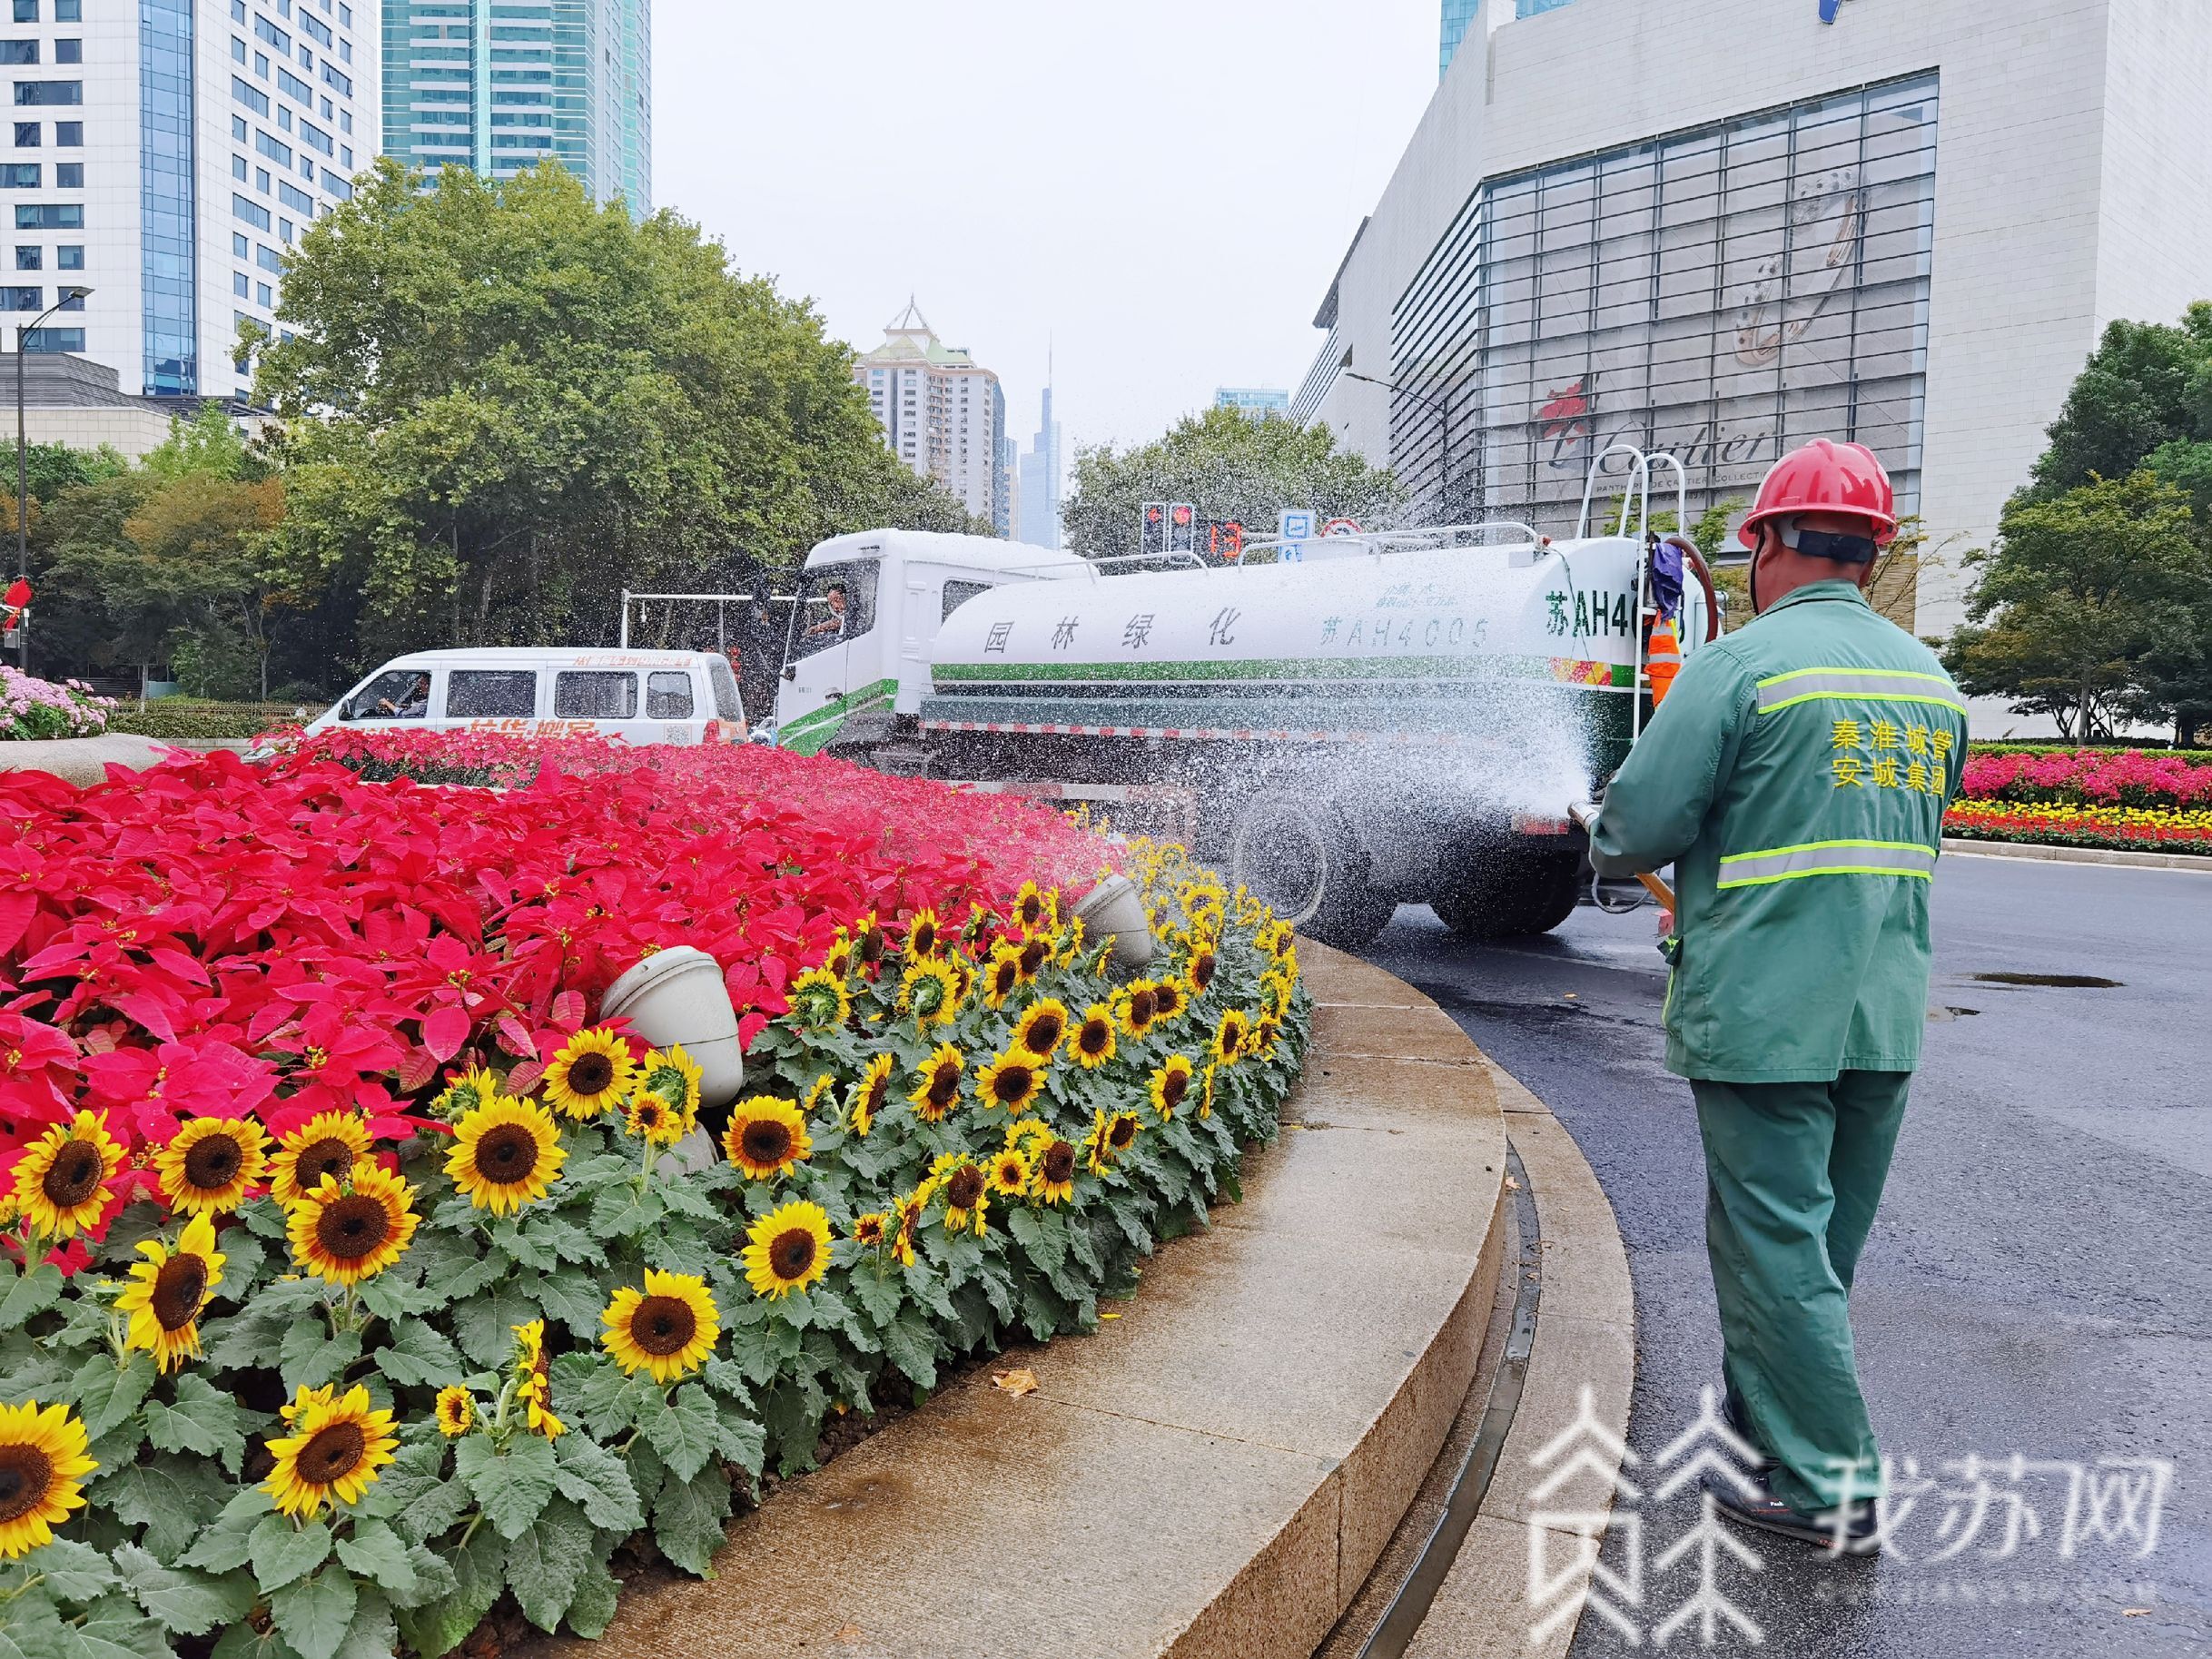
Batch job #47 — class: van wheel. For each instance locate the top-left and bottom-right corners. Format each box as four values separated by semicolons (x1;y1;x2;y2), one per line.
1228;789;1397;951
1434;850;1583;941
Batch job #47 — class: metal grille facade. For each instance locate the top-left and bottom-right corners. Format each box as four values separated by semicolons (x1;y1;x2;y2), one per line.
1389;73;1938;533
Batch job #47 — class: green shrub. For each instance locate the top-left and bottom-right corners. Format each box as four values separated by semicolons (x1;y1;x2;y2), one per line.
105;701;324;741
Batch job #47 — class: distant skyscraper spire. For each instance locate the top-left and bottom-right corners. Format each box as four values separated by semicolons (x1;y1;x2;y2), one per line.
1018;341;1063;548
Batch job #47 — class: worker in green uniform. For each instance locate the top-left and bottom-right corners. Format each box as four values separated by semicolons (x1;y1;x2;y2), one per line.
1586;439;1969;1548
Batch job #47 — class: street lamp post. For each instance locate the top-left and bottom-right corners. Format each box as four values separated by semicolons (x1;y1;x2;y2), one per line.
1344;370;1456;522
15;284;91;668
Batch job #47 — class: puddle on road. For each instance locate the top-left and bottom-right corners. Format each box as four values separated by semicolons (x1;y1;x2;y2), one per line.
1968;972;2125;989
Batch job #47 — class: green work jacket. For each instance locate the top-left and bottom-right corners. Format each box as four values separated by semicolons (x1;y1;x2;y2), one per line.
1589;580;1969;1083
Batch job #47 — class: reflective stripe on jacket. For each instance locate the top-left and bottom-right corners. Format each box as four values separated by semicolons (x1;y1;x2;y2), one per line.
1590;580;1969;1082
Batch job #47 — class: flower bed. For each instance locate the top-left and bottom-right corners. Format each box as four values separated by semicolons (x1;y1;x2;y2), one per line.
1943;797;2212;853
0;666;114;740
0;737;1310;1658
1957;747;2212;812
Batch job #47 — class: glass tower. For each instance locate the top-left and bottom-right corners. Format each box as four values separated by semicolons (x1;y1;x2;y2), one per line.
1439;0;1480;77
381;0;649;212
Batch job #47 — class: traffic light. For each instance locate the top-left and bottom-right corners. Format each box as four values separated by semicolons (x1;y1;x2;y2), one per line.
1141;501;1167;556
1168;501;1196;554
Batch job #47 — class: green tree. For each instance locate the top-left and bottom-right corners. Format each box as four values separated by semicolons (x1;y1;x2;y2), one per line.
1942;471;2210;740
256;159;972;670
1060;405;1402;558
2024;306;2212;501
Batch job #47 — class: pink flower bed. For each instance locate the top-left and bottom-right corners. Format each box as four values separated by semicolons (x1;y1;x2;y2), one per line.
1958;748;2212;811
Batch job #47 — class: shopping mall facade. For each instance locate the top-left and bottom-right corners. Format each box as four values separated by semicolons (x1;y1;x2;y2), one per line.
1294;0;2212;637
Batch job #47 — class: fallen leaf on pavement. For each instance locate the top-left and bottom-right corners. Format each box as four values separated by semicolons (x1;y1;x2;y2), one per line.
1504;1175;1521;1190
993;1368;1040;1397
835;1624;867;1643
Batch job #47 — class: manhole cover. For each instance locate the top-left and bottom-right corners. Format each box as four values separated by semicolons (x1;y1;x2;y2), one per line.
1969;973;2123;989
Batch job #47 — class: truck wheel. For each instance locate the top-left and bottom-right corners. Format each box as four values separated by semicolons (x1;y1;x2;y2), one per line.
1228;790;1397;951
1434;850;1582;941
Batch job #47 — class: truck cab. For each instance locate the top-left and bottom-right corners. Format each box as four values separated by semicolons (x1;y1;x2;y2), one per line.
774;530;1086;756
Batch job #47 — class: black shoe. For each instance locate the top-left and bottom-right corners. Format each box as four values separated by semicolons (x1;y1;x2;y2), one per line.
1706;1466;1881;1553
1720;1387;1777;1472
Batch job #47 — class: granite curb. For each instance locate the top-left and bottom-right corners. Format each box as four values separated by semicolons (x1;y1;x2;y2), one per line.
1941;835;2211;872
543;943;1514;1659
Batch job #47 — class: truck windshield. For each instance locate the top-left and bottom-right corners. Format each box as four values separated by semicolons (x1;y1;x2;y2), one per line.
788;559;878;664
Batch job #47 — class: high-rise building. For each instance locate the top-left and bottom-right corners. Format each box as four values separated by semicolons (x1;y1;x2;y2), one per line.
1016;377;1062;549
381;0;650;212
2;0;375;399
854;301;1005;528
994;430;1016;539
1214;387;1290;418
1438;0;1481;76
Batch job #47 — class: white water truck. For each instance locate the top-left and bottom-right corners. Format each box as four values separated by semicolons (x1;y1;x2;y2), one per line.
772;447;1719;948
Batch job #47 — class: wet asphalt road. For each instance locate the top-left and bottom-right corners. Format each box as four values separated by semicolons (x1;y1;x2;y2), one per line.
1361;853;2211;1659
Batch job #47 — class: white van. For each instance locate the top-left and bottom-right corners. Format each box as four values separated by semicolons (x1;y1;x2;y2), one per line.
308;648;747;745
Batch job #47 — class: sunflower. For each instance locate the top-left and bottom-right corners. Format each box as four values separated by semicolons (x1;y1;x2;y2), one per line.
1082;1109;1111;1175
153;1117;269;1216
975;1049;1044;1115
1150;1055;1196;1121
1251;1015;1281;1059
1012;880;1057;935
850;1211;889;1249
435;1386;475;1437
821;932;856;982
1150;977;1187;1022
0;1401;95;1558
938;1161;989;1235
1031;1138;1077;1205
1071;1004;1117;1070
509;1319;564;1438
262;1383;398;1520
434;1064;504;1121
1118;979;1161;1038
268;1111;371;1206
1212;1008;1250;1066
1003;1114;1051;1150
1105;1111;1142;1158
1014;935;1052;982
623;1089;682;1146
1056;913;1086;967
741;1200;833;1299
286;1164;419;1287
899;957;962;1026
1012;998;1070;1060
12;1111;123;1240
445;1095;564;1215
602;1269;721;1384
851;1052;895;1136
961;904;994;949
981;944;1023;1009
905;1043;964;1123
541;1027;639;1121
632;1045;703;1128
721;1096;812;1180
984;1145;1032;1197
803;1072;837;1117
1186;945;1220;998
1200;1061;1219;1121
852;911;886;970
787;967;852;1030
114;1212;225;1373
904;906;945;960
890;1190;924;1267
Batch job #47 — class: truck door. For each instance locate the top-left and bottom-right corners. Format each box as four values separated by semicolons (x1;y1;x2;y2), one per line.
777;559;880;755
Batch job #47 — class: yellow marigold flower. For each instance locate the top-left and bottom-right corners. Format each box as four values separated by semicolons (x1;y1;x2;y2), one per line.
434;1386;474;1437
12;1111;123;1240
900;956;963;1026
262;1383;397;1520
1070;1004;1117;1070
115;1212;223;1373
1012;998;1069;1060
0;1401;96;1559
444;1095;564;1214
722;1096;813;1180
602;1269;721;1383
268;1111;371;1206
787;967;852;1030
975;1048;1045;1114
153;1116;268;1216
541;1027;638;1121
851;1051;895;1136
741;1200;833;1299
906;1043;963;1123
1031;1137;1077;1205
1150;1054;1196;1121
285;1164;418;1287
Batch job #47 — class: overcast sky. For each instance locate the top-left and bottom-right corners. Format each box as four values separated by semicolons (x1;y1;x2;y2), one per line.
653;0;1438;460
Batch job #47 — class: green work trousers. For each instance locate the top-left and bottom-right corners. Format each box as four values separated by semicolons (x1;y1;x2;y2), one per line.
1690;1070;1911;1514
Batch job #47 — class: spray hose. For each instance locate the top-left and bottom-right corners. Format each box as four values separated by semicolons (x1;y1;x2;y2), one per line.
1567;801;1676;911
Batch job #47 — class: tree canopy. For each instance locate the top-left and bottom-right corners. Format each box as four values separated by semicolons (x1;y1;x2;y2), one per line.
1060;405;1401;558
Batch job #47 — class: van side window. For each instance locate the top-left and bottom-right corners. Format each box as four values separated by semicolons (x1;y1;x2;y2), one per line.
942;580;991;622
445;670;538;719
345;668;428;721
555;671;637;719
646;671;695;719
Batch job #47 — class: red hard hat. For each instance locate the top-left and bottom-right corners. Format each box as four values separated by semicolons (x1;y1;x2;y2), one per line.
1736;439;1898;550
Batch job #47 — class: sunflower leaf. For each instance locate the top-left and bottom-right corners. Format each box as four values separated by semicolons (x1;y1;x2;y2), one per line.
449;1277;548;1368
551;1432;644;1531
637;1380;718;1483
393;1523;504;1659
112;1544;254;1636
104;1454;232;1563
846;1267;904;1330
649;1465;731;1578
454;1432;557;1539
0;1594;71;1659
488;1217;559;1273
69;1350;155;1440
372;1318;462;1390
248;1514;333;1593
271;1565;358;1659
142;1373;250;1471
502;1495;596;1633
562;1555;621;1641
0;1261;62;1330
279;1322;362;1394
879;1309;939;1389
554;1351;646;1439
355;1440;467;1546
14;1537;116;1602
330;1587;398;1659
332;1519;418;1601
52;1595;172;1659
534;1263;609;1342
175;1488;275;1574
352;1269;441;1323
588;1181;662;1239
709;1409;766;1477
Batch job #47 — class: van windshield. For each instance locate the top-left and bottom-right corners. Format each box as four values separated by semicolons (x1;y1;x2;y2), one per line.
788;560;878;665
